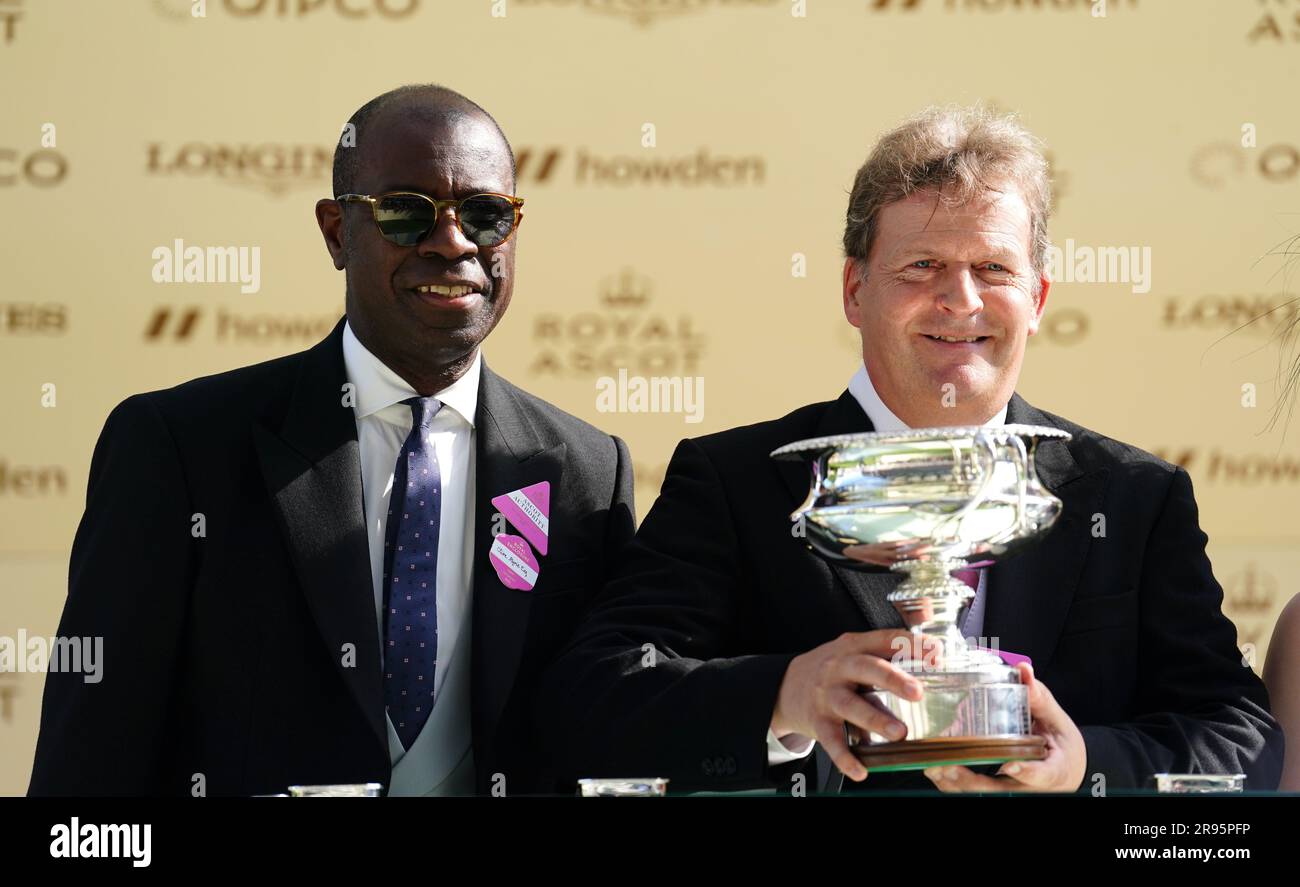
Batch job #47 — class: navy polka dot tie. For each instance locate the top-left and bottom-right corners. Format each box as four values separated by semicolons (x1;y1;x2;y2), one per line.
383;396;442;751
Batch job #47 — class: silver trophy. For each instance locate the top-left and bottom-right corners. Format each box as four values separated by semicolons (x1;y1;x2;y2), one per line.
771;424;1070;771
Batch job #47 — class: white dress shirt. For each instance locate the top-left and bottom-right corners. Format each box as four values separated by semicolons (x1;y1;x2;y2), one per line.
342;320;480;796
765;362;1008;765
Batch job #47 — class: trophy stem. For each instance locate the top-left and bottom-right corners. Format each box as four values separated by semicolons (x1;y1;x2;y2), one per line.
887;559;978;666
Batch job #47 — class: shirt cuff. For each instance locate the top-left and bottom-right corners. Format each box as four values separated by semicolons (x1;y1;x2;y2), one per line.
766;728;816;765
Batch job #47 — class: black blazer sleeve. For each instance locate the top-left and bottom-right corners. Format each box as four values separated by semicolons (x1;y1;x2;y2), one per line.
538;437;796;792
28;395;195;796
1079;467;1284;791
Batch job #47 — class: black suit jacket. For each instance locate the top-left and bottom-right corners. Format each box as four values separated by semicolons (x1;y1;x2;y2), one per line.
538;390;1283;793
28;317;635;796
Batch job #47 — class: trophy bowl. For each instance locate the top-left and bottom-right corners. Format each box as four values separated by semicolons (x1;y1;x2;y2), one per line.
771;424;1071;771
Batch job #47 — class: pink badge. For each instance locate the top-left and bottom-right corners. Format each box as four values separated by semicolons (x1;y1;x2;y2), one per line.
488;533;540;591
491;481;550;556
971;645;1032;668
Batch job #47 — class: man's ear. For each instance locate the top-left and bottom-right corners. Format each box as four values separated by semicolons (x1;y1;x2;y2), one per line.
315;198;347;271
1027;272;1051;336
842;257;864;329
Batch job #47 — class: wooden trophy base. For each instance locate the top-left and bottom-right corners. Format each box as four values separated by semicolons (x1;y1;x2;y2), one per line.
850;735;1048;772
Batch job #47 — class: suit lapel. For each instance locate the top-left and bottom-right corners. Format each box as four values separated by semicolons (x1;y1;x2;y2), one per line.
252;317;387;757
984;394;1109;667
470;364;567;761
774;390;906;631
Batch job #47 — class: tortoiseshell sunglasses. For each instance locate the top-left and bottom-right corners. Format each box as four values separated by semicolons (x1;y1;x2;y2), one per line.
336;191;524;247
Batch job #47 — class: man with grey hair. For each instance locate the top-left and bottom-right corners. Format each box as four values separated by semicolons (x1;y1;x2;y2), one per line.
537;106;1283;794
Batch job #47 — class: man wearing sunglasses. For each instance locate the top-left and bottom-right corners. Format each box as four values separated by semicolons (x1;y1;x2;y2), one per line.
537;106;1282;795
29;84;635;797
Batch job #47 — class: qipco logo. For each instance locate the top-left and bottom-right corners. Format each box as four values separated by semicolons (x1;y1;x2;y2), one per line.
0;149;68;187
218;0;418;17
1190;142;1300;189
1027;307;1088;347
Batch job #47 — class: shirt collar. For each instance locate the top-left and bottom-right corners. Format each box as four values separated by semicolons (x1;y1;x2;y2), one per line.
847;361;1007;431
342;319;480;428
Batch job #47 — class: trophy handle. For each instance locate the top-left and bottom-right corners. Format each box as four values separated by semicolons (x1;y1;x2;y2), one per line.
788;457;822;522
929;430;998;555
1004;431;1032;537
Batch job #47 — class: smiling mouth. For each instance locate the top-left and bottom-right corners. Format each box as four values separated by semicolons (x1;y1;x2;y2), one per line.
414;284;479;297
923;334;990;343
407;283;488;311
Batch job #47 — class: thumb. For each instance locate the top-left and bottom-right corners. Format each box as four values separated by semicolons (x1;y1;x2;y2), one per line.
1020;663;1070;729
1018;662;1046;710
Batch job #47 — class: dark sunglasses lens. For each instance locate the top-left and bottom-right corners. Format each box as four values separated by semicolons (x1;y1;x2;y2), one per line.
458;195;516;246
374;195;436;246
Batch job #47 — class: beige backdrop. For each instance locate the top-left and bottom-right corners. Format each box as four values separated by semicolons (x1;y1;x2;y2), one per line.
2;0;1298;795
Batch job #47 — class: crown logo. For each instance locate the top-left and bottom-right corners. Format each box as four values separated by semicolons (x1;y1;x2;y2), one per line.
585;0;709;28
600;268;651;309
1225;563;1277;614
